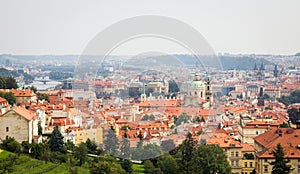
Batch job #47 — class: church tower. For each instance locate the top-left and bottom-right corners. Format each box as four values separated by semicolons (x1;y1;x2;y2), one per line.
140;83;147;102
273;65;279;78
257;86;265;107
205;72;213;106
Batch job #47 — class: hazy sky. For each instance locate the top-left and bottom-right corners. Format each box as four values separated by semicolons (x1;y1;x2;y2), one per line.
0;0;299;55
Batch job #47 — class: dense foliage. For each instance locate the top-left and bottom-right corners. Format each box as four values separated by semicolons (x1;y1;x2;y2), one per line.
0;91;16;105
278;89;300;106
0;76;18;89
270;143;293;174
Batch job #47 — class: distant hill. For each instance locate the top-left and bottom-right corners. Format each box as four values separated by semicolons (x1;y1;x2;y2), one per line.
1;54;274;71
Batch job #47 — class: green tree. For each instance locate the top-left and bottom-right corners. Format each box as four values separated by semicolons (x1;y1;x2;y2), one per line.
104;127;119;156
157;154;178;174
121;159;133;174
287;108;299;124
144;160;155;174
279;122;290;128
168;80;180;93
37;92;50;102
5;77;18;89
74;142;88;166
270;143;293;174
120;132;131;159
49;125;64;152
278;89;300;106
38;121;43;135
0;137;21;153
175;113;191;126
21;141;31;153
86;138;97;154
0;91;16;105
90;159;126;174
180;132;198;166
191;144;231;174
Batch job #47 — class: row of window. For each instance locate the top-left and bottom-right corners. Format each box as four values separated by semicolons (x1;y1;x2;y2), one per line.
244;161;253;168
231;160;239;167
231;151;239;157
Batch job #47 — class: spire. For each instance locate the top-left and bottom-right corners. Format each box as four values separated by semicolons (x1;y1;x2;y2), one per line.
274;64;279;78
205;70;211;82
194;71;200;81
254;63;258;71
260;62;265;71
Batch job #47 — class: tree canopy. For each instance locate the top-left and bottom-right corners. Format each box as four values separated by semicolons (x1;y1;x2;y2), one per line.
48;126;65;152
270;143;293;174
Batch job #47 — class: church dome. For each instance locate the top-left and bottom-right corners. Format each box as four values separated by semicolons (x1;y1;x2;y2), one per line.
189;80;205;88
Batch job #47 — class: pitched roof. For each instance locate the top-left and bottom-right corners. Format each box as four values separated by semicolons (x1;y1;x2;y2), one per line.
12;106;37;120
254;128;300;158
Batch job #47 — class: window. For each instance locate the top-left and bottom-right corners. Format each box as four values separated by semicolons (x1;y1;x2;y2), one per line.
231;161;234;166
250;162;253;167
264;159;268;163
236;151;239;157
236;160;239;167
244;162;248;167
6;127;9;132
256;131;259;135
264;166;268;172
231;152;234;157
298;159;300;163
298;166;300;173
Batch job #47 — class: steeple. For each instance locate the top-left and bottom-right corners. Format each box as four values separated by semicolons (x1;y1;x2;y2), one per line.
141;83;147;102
273;65;279;78
254;63;258;71
194;71;200;81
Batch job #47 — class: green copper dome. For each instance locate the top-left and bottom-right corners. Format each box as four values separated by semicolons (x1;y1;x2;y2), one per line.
189;80;205;88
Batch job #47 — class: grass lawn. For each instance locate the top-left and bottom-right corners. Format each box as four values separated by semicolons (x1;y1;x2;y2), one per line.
0;148;11;159
132;163;145;174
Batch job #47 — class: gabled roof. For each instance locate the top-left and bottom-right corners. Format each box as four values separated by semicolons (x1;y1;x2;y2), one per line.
1;106;37;120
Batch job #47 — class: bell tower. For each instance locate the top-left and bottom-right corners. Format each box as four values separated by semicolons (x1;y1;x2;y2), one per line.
205;72;213;106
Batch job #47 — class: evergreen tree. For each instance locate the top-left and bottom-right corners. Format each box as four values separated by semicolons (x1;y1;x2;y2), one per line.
74;142;88;166
49;125;64;152
120;132;131;159
121;159;133;174
180;132;198;163
86;138;97;154
104;127;119;156
270;143;293;174
137;132;143;148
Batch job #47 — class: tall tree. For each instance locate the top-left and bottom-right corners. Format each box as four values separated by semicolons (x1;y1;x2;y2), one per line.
120;132;131;159
270;143;293;174
0;91;16;105
121;159;133;174
74;142;88;166
86;138;97;154
49;125;64;152
104;127;119;156
191;144;231;174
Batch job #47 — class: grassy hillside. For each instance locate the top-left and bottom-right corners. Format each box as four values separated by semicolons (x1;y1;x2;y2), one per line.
0;149;89;174
0;148;145;174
